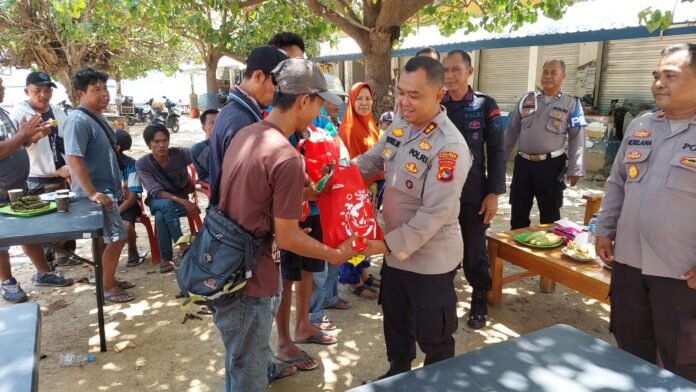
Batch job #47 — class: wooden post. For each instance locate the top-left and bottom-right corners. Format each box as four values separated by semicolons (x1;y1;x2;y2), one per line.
583;194;604;225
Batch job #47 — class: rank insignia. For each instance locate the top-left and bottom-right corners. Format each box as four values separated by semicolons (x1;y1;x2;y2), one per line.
419;140;432;151
382;148;393;158
405;162;418;174
392;128;404;137
680;156;696;169
628;164;639;179
423;122;437;136
632;130;652;138
626;150;642;160
657;110;666;118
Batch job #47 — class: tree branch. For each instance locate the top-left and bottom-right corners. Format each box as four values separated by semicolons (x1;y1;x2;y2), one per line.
377;0;434;27
306;0;370;42
331;0;361;25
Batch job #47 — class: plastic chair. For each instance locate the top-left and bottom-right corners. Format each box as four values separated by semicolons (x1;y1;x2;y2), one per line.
138;194;202;265
188;164;211;204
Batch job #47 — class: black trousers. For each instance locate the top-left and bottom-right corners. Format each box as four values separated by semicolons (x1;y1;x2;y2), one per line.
509;153;567;229
610;262;696;382
380;264;458;366
458;202;491;290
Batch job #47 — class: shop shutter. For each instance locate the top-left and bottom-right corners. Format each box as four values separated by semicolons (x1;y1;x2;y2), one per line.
599;34;696;113
478;47;530;112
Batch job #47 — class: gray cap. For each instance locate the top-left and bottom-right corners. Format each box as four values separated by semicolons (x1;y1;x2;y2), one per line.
271;59;343;106
324;74;347;97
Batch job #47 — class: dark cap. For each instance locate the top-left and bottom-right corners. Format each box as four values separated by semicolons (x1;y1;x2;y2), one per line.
26;71;57;88
245;46;289;75
271;59;343;106
114;129;132;151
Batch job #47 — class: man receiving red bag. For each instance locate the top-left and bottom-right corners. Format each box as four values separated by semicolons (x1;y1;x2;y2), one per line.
355;57;472;381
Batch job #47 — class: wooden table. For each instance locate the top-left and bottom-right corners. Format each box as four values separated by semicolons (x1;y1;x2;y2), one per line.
487;224;610;306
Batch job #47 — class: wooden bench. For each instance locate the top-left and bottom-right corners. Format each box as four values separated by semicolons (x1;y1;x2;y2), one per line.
0;302;41;391
487;193;608;305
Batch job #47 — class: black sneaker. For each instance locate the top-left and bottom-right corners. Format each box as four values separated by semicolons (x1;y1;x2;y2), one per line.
467;289;488;329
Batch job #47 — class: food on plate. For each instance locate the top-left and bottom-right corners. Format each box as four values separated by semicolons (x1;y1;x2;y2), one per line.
10;199;49;212
565;239;597;260
524;231;562;246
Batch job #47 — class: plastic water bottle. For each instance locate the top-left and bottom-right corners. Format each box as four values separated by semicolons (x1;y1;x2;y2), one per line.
587;214;599;244
58;352;95;367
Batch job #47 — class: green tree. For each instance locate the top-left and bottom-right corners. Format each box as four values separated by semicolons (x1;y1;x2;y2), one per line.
306;0;574;115
639;0;695;33
147;0;335;99
0;0;192;104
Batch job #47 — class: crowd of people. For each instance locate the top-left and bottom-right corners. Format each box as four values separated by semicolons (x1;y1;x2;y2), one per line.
0;30;694;391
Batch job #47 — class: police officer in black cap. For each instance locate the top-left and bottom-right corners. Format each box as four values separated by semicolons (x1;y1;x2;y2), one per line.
442;50;506;329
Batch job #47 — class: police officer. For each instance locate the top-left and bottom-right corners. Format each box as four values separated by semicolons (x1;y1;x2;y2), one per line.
356;56;472;380
595;43;696;383
442;50;506;330
504;59;586;229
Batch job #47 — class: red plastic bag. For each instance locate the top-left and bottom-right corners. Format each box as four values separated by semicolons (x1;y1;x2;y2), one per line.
297;135;344;184
317;164;383;250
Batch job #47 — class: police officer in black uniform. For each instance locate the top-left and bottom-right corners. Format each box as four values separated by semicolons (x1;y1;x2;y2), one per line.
442;50;506;329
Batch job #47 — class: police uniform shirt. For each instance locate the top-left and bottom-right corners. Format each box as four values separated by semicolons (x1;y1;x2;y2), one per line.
595;111;696;279
442;87;506;203
504;91;587;176
353;108;472;275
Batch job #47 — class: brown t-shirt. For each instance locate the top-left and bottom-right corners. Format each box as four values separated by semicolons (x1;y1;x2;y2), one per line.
218;120;305;297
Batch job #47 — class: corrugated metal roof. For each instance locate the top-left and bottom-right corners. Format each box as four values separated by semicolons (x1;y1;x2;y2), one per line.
315;0;696;62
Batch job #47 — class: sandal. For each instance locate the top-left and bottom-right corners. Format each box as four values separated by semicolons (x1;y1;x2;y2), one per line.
364;274;381;288
159;261;175;274
312;315;336;331
270;362;297;382
126;253;147;267
293;331;338;345
273;350;318;371
55;256;82;267
351;285;377;299
323;298;352;310
104;289;134;303
87;275;135;290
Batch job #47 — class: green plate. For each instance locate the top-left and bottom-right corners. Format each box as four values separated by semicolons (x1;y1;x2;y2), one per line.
0;202;57;217
513;231;563;248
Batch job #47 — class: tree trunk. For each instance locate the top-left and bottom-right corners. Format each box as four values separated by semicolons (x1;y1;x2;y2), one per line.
55;68;79;107
364;49;395;119
205;60;219;96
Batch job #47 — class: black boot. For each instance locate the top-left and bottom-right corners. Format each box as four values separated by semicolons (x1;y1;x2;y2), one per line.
467;288;488;329
362;360;411;384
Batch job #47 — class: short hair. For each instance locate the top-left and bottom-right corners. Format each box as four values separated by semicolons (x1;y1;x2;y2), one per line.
268;32;305;53
403;56;444;87
661;43;696;72
446;50;472;66
243;68;270;79
272;92;319;111
416;47;441;61
143;123;169;145
543;59;567;73
72;67;108;92
199;108;219;125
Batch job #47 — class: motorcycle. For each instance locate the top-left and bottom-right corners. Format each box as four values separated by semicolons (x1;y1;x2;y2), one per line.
131;103;153;124
150;103;180;133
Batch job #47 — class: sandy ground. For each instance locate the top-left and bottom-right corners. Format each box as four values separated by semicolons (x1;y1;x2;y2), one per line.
2;116;612;391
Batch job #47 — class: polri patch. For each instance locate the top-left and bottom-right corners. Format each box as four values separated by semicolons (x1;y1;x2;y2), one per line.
680;156;696;169
469;120;481;129
437;166;454;182
405;162;418;174
391;128;404;137
628;164;639;179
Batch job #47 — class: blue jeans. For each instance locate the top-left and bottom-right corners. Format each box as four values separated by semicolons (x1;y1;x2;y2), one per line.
209;294;281;392
309;263;340;323
147;198;184;261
